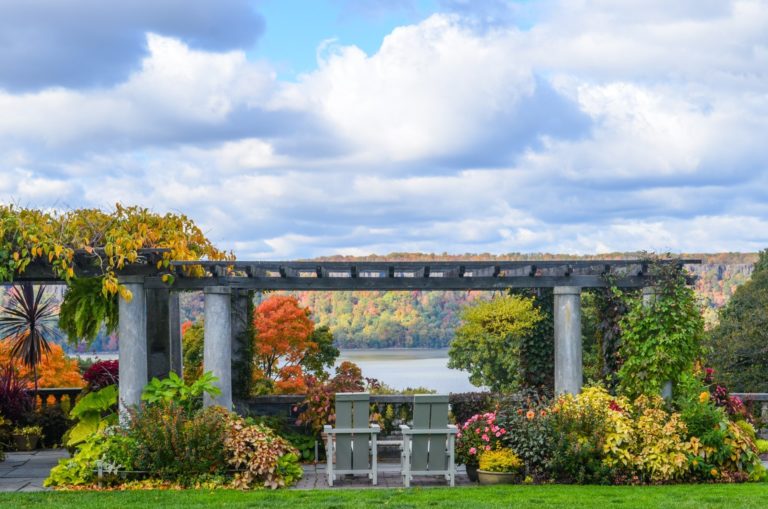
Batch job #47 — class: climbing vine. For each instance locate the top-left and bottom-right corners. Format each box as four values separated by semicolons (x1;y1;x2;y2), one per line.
512;288;554;392
0;204;228;345
592;281;633;393
617;258;705;399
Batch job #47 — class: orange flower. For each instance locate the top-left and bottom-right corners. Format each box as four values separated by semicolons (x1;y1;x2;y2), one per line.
699;391;710;404
526;410;535;420
539;409;547;417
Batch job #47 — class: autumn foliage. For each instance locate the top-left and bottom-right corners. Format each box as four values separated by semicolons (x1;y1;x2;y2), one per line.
253;296;315;394
0;341;83;389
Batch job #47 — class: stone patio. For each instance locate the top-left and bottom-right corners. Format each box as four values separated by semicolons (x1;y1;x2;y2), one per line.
0;449;68;492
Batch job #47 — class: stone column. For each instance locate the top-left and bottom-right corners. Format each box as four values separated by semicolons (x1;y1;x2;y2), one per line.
642;286;673;399
204;286;232;409
118;276;148;420
554;286;582;395
230;289;252;401
168;292;182;376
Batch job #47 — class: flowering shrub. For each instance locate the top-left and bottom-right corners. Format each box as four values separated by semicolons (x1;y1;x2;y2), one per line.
449;392;496;425
497;393;554;477
479;448;523;473
455;412;506;466
83;360;119;390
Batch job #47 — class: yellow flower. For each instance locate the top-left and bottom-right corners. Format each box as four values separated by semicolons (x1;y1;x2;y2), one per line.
699;391;710;404
710;468;718;477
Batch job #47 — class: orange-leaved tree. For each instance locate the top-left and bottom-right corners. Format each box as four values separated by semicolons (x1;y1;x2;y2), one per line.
0;341;83;388
253;295;316;393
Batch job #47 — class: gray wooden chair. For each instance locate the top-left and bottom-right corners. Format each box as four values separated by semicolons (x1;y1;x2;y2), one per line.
400;394;457;487
323;392;380;486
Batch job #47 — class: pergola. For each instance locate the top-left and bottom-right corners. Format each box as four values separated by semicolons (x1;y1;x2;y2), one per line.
10;254;701;412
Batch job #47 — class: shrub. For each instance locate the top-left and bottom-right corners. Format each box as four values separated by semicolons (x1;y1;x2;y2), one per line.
456;412;506;466
141;371;220;414
83;360;119;390
34;405;72;448
548;386;627;483
0;367;34;425
45;428;138;487
130;401;229;483
295;361;365;434
449;392;495;426
225;415;301;489
603;395;691;483
479;448;524;473
756;439;768;455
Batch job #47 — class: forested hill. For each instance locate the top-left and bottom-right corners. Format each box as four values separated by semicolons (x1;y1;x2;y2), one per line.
259;252;758;349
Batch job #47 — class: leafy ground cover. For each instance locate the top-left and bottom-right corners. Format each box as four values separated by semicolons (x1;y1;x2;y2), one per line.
1;484;767;508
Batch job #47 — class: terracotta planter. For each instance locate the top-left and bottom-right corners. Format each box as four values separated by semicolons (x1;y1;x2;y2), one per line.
13;433;40;452
465;463;479;482
477;469;519;485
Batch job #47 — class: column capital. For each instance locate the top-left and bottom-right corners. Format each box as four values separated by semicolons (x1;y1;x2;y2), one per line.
204;286;232;295
118;275;146;285
554;286;581;295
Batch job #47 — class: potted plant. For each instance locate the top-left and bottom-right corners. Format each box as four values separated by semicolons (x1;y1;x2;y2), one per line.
477;448;523;485
13;425;43;451
455;412;507;482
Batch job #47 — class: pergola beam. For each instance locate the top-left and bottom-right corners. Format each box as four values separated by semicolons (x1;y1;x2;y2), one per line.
143;274;685;290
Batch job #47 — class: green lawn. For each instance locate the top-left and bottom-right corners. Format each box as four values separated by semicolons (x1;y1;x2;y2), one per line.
2;484;767;508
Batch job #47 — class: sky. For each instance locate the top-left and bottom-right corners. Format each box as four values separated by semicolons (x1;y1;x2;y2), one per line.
0;0;767;259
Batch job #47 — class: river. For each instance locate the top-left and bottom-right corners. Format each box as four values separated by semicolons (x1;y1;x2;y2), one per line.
75;349;478;394
336;349;477;394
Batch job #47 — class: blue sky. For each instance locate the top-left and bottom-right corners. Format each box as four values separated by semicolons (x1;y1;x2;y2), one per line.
0;0;766;259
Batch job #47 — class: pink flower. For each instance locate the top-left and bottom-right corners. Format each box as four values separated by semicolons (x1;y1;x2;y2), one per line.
482;434;489;442
484;427;489;432
457;432;462;438
485;446;491;451
495;432;501;437
469;447;477;455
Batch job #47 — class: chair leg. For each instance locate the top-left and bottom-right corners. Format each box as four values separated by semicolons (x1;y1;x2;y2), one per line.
327;434;334;487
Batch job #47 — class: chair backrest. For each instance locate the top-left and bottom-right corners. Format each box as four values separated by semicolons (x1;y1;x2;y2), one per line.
411;394;450;471
334;392;370;470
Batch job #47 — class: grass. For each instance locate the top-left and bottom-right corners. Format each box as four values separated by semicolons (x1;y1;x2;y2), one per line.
1;484;767;508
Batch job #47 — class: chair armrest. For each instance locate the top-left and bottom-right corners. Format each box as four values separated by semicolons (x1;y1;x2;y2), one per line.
323;425;332;432
400;424;412;435
447;424;458;434
325;427;381;434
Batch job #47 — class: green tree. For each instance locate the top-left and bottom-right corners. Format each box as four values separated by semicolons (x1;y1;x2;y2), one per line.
448;295;543;392
300;325;339;378
707;250;768;391
182;321;204;383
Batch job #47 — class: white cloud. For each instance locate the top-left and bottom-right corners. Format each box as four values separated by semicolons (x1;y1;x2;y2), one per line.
1;2;767;258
